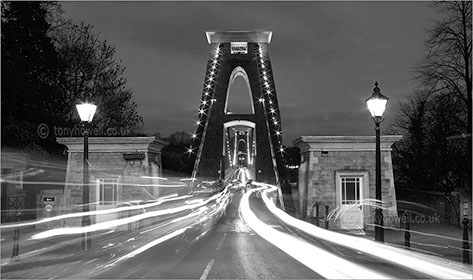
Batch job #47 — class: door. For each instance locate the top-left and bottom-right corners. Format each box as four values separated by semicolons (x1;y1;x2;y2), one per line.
96;178;118;224
340;176;363;229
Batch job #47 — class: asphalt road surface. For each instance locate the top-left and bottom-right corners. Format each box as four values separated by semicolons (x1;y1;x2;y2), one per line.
2;189;470;279
93;190;439;279
94;191;321;279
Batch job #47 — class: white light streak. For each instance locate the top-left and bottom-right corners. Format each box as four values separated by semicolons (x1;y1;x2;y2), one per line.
141;176;168;180
180;178;197;181
3;194;189;230
30;191;228;240
259;186;472;280
239;188;390;279
106;227;188;267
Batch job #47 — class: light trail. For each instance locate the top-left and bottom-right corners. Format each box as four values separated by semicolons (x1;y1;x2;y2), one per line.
239;187;390;279
180;178;197;181
141;176;168;180
259;184;472;279
29;189;229;240
1;194;192;229
105;186;232;268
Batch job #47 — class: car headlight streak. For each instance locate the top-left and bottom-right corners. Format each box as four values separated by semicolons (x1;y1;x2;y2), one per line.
239;187;390;279
259;184;472;280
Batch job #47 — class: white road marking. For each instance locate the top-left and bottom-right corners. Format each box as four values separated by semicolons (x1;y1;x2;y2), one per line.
200;258;215;280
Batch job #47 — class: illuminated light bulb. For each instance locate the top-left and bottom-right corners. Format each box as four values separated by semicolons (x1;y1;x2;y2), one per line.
208;77;214;81
263;76;268;81
187;148;193;154
199;109;205;114
261;64;265;69
206;84;211;89
210;71;215;75
279;147;284;152
258;98;264;103
276;131;281;135
270;109;275;113
263;71;267;75
211;99;216;103
202;100;207;105
211;65;216;70
192;134;197;138
196;121;201;125
204;92;209;96
269;100;273;104
265;82;269;87
273;121;278;125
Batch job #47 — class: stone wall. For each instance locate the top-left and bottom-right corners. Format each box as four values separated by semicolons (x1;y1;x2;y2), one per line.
294;136;401;230
57;137;168;226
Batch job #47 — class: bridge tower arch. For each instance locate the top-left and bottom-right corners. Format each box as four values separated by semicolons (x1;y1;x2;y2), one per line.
189;31;292;209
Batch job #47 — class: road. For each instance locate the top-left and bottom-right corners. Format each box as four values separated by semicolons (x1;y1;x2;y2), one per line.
92;189;468;279
1;187;471;279
94;191;320;279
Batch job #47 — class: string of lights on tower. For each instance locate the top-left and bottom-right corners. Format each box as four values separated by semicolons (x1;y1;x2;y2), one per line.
190;44;222;177
256;44;285;157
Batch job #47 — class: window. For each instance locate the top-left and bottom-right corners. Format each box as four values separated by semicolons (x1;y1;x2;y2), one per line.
97;178;118;205
341;177;361;205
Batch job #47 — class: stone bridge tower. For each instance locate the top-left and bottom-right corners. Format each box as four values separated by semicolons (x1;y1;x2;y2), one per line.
189;31;291;206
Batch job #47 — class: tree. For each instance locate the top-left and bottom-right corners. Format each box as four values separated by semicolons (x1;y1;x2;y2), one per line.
2;1;144;158
393;1;471;193
53;22;143;134
1;1;64;154
391;91;430;188
161;132;193;174
416;1;471;133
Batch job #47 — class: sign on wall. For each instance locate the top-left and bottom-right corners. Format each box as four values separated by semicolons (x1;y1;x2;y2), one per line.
231;42;248;54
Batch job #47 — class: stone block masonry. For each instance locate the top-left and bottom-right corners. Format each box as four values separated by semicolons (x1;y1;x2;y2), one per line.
56;137;168;227
294;135;402;230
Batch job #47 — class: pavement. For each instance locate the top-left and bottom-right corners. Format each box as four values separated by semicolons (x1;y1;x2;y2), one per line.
363;221;473;264
327;220;473;264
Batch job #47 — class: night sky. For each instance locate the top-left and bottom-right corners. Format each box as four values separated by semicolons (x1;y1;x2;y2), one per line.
62;1;437;145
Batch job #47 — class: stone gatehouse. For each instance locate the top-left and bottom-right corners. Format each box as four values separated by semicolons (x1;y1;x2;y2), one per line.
55;136;168;226
293;135;402;230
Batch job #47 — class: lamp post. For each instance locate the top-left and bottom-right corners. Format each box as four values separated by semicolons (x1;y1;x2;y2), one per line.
366;81;388;242
76;102;97;251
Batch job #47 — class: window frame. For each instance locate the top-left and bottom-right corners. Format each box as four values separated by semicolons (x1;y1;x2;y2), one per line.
96;178;118;206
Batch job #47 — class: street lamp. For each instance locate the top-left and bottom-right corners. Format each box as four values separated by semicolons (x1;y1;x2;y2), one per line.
76;102;97;251
366;81;388;242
